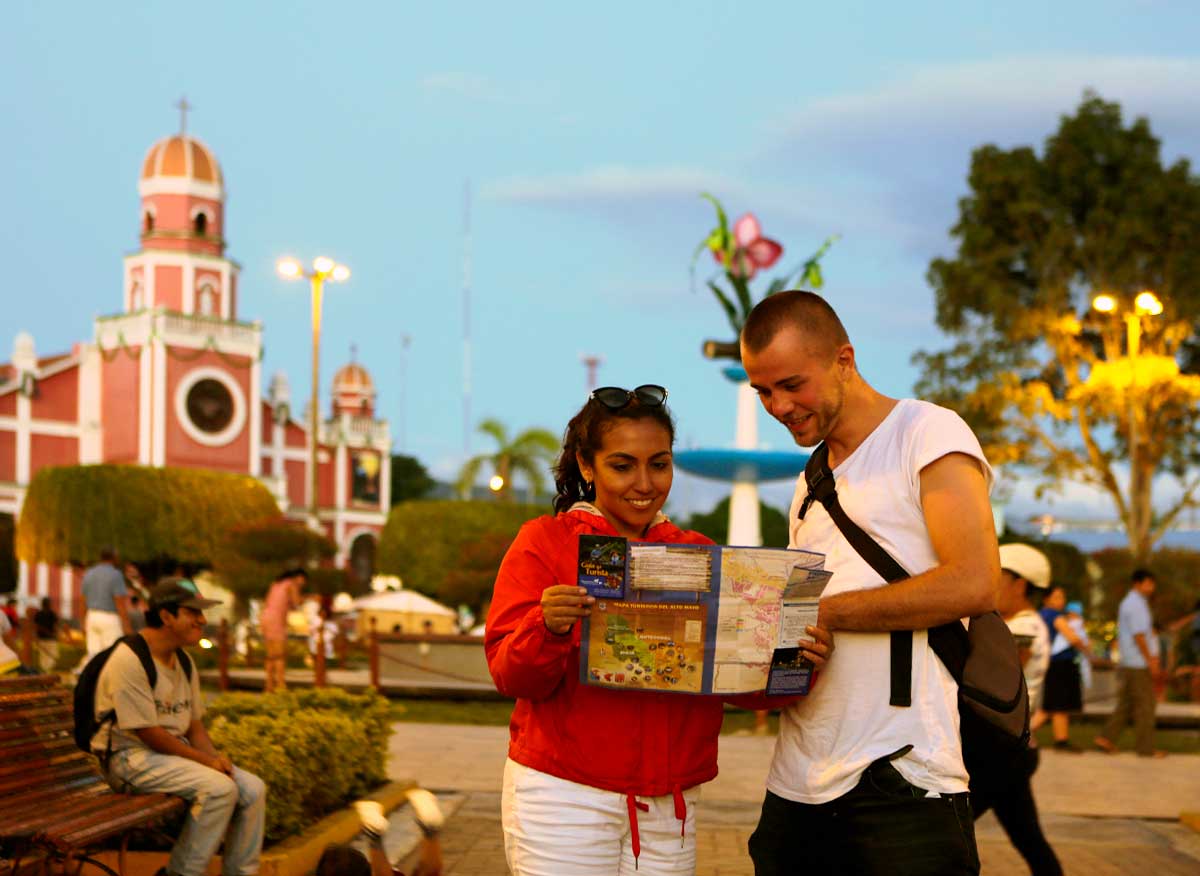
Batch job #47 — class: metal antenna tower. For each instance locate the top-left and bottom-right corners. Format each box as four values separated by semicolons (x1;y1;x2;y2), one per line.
580;353;605;392
462;179;472;455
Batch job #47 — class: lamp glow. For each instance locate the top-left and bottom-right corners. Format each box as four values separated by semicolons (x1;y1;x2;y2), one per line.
1091;294;1117;314
1135;290;1163;316
313;256;335;274
488;475;505;492
277;258;302;279
331;264;351;283
198;638;214;650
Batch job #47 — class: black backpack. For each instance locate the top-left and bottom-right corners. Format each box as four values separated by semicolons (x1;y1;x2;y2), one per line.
73;634;194;763
801;443;1029;787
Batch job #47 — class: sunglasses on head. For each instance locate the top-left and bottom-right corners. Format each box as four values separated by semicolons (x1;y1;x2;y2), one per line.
590;384;668;410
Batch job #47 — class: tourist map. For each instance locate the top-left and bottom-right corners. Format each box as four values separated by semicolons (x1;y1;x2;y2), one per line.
578;537;831;695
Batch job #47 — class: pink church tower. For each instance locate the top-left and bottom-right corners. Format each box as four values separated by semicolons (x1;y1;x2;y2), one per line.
95;104;263;473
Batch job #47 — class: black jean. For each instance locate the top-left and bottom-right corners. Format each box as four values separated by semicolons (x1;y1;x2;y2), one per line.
748;755;980;876
971;746;1062;876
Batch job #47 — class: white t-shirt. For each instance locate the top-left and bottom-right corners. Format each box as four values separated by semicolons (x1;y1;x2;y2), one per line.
1007;609;1050;712
769;399;993;804
93;641;204;753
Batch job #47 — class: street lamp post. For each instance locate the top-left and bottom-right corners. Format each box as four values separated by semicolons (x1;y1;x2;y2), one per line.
1091;290;1162;549
277;256;351;529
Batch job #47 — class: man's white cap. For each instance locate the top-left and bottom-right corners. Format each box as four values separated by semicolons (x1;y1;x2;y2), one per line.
998;543;1051;590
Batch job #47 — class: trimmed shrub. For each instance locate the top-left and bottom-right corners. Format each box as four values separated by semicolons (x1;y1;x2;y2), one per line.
16;464;278;566
377;500;542;597
207;688;391;841
211;516;343;606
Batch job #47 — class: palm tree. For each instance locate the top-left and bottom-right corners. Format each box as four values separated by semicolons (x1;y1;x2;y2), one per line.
456;418;560;501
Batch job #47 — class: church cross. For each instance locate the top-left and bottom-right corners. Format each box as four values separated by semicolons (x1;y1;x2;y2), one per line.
175;96;192;134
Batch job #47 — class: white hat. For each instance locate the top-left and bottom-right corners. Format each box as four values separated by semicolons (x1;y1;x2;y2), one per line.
998;543;1051;590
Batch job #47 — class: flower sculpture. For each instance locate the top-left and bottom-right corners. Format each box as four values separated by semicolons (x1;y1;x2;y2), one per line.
693;193;836;359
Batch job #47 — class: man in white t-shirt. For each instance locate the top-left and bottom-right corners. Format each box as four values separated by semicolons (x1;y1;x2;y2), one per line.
741;291;999;875
973;543;1061;876
96;578;266;876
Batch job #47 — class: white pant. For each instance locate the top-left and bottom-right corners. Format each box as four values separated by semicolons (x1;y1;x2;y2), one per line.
501;758;698;876
108;747;266;876
85;610;125;660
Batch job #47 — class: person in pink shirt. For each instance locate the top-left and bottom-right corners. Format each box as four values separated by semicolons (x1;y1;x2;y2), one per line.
261;569;305;692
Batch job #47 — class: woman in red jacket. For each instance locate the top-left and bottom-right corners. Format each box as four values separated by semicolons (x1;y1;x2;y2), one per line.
485;385;833;875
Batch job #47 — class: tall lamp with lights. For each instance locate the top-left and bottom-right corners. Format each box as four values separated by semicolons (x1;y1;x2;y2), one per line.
277;256;351;528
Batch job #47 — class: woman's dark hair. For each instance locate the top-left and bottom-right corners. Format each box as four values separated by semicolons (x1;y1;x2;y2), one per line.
552;396;675;514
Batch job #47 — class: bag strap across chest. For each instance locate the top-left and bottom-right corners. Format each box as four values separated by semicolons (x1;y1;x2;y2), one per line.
802;442;951;707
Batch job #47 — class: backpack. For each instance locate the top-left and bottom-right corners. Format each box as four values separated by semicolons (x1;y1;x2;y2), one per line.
73;634;194;763
801;443;1030;788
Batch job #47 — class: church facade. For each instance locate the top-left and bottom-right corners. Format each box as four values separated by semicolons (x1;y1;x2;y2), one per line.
0;126;391;617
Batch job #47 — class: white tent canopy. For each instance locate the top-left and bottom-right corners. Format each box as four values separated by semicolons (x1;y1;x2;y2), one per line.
352;590;456;617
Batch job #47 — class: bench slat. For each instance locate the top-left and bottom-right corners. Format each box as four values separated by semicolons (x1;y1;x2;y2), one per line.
0;778;109;820
48;795;187;850
0;718;74;743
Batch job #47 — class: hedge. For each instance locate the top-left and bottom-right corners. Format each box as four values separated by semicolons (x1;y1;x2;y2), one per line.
376;499;543;597
206;688;391;841
16;464;279;566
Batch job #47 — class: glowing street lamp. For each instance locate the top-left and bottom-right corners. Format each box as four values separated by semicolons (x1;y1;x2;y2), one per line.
276;255;351;528
1091;290;1164;540
488;475;505;493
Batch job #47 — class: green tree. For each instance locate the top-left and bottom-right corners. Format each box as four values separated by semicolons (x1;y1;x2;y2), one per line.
210;517;343;611
683;496;790;548
456;419;559;501
17;465;278;567
390;454;436;505
915;92;1200;561
440;531;515;614
376;500;541;597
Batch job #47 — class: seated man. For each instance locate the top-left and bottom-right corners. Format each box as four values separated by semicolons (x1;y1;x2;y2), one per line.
93;578;266;876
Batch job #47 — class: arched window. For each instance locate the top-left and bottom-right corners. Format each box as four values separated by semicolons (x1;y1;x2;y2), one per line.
197;285;216;316
143;212;154;233
193;212;208;236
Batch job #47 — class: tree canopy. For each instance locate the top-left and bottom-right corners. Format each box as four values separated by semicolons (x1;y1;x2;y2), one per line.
17;464;279;567
210;516;343;607
915;92;1200;560
456;419;559;501
376;499;542;598
682;496;790;548
390;454;435;505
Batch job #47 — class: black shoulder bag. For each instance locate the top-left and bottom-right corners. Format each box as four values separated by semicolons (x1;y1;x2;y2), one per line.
801;442;1029;786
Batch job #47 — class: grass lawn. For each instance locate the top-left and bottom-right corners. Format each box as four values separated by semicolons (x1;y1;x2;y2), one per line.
1034;721;1200;754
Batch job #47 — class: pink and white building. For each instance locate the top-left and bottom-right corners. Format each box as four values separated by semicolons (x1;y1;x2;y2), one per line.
0;127;391;618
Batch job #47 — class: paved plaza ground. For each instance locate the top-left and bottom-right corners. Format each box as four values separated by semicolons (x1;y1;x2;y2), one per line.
387;723;1200;876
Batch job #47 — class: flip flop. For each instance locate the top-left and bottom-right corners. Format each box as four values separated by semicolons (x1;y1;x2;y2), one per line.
1093;736;1117;754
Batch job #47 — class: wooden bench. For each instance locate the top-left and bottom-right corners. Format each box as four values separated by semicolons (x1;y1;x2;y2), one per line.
0;673;185;876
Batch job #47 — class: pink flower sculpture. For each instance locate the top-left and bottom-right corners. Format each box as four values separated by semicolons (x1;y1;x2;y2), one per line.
712;213;783;279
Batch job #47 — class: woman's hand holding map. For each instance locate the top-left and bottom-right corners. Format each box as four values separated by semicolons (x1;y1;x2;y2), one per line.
541;585;596;635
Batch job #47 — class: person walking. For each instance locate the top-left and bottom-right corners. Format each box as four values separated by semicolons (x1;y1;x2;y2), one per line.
1095;569;1166;757
1036;587;1094;751
260;568;305;693
972;544;1062;876
740;291;997;876
81;547;133;662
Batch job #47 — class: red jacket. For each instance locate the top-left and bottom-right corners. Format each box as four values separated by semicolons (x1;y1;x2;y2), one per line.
485;507;780;797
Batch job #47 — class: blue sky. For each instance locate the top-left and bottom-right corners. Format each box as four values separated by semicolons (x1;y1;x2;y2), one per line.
3;1;1199;531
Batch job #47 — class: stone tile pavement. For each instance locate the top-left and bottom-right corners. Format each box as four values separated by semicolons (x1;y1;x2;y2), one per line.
388;723;1200;875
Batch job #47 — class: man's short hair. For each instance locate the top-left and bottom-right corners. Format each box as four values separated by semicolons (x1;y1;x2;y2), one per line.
1131;568;1155;585
741;290;850;360
315;845;371;876
99;546;117;563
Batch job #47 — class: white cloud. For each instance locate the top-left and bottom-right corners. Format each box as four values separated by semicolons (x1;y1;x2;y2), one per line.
483;165;746;206
770;55;1200;168
418;72;550;105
